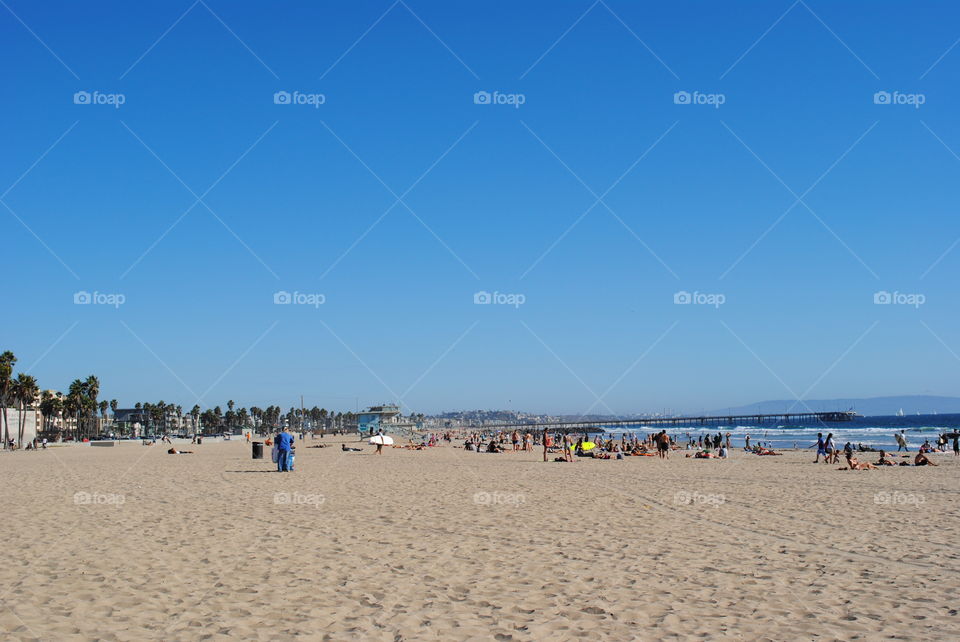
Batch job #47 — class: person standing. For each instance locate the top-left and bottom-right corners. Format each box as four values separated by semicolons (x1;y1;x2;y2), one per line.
542;428;550;462
275;428;295;472
953;433;959;457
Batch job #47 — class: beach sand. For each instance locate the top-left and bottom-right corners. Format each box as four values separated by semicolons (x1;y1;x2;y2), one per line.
1;438;958;640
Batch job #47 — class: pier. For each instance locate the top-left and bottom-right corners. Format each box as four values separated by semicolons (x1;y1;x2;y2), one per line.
459;411;857;432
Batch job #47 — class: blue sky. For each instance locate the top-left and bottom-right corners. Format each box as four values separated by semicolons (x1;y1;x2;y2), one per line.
2;1;959;415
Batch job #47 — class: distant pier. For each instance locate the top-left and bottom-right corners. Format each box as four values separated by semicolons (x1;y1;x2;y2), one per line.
460;411;857;432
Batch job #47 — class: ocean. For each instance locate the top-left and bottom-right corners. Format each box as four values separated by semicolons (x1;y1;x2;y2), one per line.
602;414;960;450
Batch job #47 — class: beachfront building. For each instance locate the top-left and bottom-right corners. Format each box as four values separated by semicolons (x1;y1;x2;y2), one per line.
357;404;417;435
113;409;148;436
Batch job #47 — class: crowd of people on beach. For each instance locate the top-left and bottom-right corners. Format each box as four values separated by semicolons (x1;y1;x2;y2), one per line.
55;422;957;474
454;429;779;461
810;430;954;470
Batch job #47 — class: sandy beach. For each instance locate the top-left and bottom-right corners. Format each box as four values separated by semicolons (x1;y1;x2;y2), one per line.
1;437;958;641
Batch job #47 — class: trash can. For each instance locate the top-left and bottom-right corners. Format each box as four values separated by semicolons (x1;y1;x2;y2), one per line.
252;441;264;459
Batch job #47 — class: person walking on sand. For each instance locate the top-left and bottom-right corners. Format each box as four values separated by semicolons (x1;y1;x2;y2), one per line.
811;432;826;462
953;433;959;457
824;433;838;464
657;431;670;459
542;428;550;462
275;428;295;472
744;434;751;450
895;430;909;452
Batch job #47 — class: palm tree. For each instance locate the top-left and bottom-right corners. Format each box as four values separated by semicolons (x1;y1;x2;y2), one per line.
66;379;85;440
39;391;63;436
99;400;109;433
0;351;16;449
190;405;200;432
12;373;38;447
84;375;100;438
110;399;118;433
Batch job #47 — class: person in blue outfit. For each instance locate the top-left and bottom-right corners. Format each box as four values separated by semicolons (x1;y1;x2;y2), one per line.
276;428;295;472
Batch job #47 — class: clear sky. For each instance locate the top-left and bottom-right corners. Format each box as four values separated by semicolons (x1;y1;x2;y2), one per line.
2;1;959;415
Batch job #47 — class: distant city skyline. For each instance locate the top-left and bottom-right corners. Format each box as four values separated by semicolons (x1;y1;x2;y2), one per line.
4;2;960;414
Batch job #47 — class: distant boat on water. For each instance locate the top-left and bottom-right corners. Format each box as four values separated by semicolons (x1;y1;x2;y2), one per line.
896;408;905;416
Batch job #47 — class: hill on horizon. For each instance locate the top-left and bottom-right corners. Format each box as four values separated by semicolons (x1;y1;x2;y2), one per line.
708;395;960;417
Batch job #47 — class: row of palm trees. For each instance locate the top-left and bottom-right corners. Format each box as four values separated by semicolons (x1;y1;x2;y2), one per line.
0;348;377;446
102;402;359;436
0;351;109;447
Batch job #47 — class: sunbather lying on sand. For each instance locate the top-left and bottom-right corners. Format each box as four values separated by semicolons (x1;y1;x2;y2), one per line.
840;454;876;470
876;450;897;466
167;448;193;454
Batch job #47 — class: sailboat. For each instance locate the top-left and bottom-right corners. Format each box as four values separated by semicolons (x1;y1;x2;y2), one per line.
896;408;905;417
